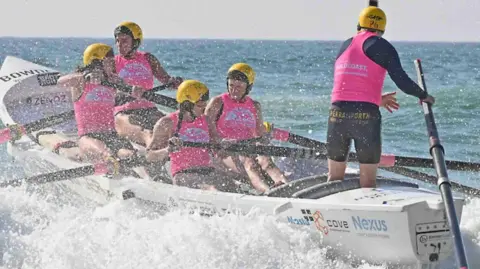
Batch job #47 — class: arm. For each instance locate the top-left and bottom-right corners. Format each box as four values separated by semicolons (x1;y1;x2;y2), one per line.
205;96;223;143
57;73;84;101
146;53;183;89
253;101;266;138
145;116;174;162
363;37;428;99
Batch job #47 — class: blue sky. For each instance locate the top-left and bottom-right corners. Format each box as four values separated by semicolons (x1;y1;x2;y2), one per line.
2;0;480;41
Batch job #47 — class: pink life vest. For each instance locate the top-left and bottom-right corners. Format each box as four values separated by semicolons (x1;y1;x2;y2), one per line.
169;111;212;176
74;82;116;136
331;31;387;106
114;51;156;113
216;93;258;140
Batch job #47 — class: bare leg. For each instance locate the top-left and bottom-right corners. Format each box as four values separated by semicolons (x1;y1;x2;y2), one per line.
358;163;378;188
213;155;270;192
78;136;112;163
327;159;347;182
241;156;270;192
115;114;153;146
256;155;288;186
117;148;135;159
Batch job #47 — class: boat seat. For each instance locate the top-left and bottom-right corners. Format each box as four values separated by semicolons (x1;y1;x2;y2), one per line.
265;173;362;198
291;178;419;199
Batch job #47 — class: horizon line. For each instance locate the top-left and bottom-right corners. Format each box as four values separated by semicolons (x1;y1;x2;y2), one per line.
0;36;478;44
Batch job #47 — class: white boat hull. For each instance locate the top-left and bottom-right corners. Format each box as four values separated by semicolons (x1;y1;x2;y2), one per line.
0;56;466;268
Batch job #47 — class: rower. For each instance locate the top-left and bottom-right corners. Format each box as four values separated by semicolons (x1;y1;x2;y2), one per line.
112;21;184;146
326;2;435;187
57;43;137;163
205;63;288;193
146;80;238;191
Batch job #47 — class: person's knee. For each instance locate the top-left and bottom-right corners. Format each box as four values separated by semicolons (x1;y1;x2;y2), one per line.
243;157;261;171
256;155;276;170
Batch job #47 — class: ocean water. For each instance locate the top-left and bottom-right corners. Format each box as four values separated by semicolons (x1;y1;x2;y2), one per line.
0;38;480;268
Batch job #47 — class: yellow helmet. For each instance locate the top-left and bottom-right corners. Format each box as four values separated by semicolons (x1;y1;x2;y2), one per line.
83;43;113;66
358;6;386;33
227;63;256;85
114;21;143;44
176;80;209;104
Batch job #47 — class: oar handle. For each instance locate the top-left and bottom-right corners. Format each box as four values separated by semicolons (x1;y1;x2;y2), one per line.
0;125;26;144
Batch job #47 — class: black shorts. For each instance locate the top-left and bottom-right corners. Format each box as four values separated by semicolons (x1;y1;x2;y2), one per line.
173;167;216;188
82;132;134;157
326;101;381;164
115;107;165;131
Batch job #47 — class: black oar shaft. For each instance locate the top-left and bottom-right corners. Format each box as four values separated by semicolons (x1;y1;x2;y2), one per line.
284;130;480;172
181;141;330;160
287;133;327;152
102;81;177;108
1;156;148;187
23;110;74;133
415;59;469;269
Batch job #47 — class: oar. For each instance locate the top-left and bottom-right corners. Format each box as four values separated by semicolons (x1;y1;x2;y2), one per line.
102;81;178;108
264;122;480;172
0;110;74;144
414;59;469;268
263;121;480;196
0;155;148;187
181;141;329;160
380;166;480;197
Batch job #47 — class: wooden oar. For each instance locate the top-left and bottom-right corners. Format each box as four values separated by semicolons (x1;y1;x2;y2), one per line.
415;59;469;268
0;155;148;187
0;110;74;144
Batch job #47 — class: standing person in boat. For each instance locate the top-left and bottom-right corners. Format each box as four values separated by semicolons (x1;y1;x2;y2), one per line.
205;63;288;193
326;2;435;188
113;21;184;146
146;80;239;191
57;43;137;163
268;93;399;181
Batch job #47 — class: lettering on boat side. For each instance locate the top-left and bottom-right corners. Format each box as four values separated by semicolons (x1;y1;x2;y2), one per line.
326;220;350;232
352;216;388;232
351;216;390;238
0;69;51;83
37;72;60;86
26;94;67;106
287;216;311;226
166;197;246;217
287;209;351;234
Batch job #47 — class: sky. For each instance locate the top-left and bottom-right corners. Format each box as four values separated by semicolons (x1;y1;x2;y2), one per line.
1;0;480;42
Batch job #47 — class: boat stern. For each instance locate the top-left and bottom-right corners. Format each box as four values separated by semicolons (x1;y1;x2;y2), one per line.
404;191;466;267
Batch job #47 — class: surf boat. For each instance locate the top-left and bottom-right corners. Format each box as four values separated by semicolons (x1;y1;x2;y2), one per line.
0;56;466;268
